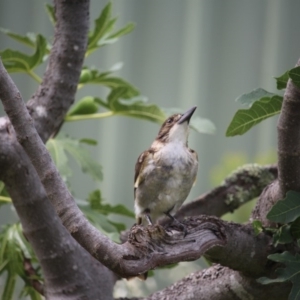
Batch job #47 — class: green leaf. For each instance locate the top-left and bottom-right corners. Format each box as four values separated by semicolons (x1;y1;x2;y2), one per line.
45;4;56;25
252;220;263;236
47;136;102;182
20;285;43;300
267;191;300;223
81;207;118;232
2;272;17;300
0;34;47;73
79;204;124;242
46;138;72;182
235;88;276;107
86;3;135;55
94;97;110;109
289;66;300;89
99;88;165;122
87;2;112;55
258;252;300;300
0;223;37;282
67;97;99;116
0;259;8;274
0;27;36;48
79;139;98;146
275;71;289;90
226;95;283;136
107;219;126;232
88;190;134;218
78;67;139;98
291;217;300;239
107;22;135;39
273;225;293;246
62;138;102;181
95;77;139;98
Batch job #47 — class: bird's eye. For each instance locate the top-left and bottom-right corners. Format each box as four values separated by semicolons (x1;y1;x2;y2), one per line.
167;118;173;124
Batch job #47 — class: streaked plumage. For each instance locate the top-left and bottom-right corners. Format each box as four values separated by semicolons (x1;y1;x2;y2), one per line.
134;106;198;226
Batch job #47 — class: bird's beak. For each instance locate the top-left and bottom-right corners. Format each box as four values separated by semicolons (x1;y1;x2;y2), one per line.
177;106;197;124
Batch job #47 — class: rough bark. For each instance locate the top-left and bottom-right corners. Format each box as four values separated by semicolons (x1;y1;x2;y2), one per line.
277;58;300;197
141;265;292;300
26;0;89;142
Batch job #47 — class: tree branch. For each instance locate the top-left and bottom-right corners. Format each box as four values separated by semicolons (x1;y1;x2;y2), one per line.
26;0;89;142
114;216;276;279
141;265;291;300
277;58;300;197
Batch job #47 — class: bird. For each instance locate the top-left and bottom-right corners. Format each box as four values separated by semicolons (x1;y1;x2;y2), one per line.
134;106;198;234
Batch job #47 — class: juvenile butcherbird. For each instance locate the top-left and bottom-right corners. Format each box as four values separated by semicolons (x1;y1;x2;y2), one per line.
134;106;198;233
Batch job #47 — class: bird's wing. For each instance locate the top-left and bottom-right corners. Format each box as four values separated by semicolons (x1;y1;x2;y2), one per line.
134;149;153;198
189;148;198;185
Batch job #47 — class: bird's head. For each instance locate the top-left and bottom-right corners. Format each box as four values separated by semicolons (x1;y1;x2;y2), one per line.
156;106;197;145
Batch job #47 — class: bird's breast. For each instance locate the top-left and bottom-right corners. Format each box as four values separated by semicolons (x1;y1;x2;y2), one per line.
135;143;198;223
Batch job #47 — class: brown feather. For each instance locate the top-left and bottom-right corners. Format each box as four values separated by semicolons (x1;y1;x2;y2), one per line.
134;149;154;198
156;113;182;143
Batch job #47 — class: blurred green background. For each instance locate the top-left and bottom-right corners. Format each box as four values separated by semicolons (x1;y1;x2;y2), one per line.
0;0;298;298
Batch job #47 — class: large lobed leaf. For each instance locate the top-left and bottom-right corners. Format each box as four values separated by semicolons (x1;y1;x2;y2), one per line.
235;88;276;107
88;190;134;218
46;136;102;182
275;71;289;90
0;223;41;300
290;217;300;239
258;252;300;300
77;190;134;242
267;191;300;224
87;2;135;56
289;66;300;89
0;34;47;73
107;88;166;122
0;28;36;48
78;66;139;98
226;95;283;136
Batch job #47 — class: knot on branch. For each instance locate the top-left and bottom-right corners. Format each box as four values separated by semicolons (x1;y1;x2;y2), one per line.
124;216;226;264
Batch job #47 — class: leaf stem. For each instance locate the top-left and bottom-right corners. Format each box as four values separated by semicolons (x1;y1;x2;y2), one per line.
65;111;115;122
0;196;11;202
27;70;42;83
1;272;16;300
